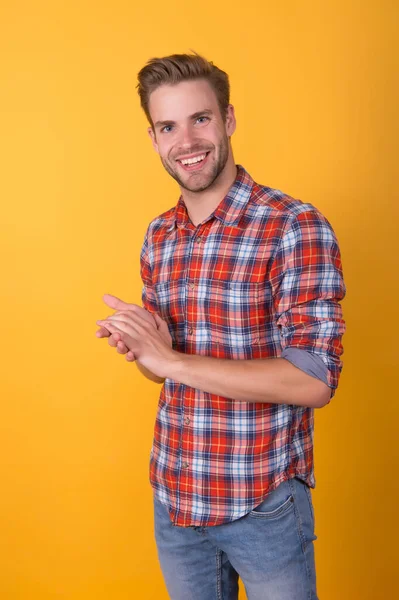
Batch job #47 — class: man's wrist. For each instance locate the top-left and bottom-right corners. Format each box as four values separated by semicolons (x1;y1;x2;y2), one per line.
167;350;188;381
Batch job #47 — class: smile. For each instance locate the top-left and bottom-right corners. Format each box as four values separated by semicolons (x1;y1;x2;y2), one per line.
176;152;210;171
180;154;206;165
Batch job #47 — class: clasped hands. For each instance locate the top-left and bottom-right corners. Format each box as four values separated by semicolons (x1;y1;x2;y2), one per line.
96;294;179;379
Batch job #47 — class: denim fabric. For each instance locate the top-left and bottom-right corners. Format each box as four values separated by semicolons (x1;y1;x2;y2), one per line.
154;477;318;600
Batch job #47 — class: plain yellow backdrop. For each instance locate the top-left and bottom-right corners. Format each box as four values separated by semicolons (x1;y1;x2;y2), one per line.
0;1;397;598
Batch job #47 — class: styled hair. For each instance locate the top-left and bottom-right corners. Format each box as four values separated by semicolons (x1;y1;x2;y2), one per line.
136;52;230;126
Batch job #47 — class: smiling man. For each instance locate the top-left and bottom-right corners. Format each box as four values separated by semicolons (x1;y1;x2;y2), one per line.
96;53;346;600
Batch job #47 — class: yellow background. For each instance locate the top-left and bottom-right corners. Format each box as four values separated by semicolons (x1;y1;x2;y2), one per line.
1;1;397;598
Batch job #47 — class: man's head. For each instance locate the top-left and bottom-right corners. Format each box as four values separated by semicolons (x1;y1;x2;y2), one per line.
136;53;236;193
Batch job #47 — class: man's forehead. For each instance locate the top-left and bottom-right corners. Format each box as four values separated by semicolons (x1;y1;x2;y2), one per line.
148;80;219;121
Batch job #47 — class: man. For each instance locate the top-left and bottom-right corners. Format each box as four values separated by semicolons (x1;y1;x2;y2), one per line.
96;53;345;600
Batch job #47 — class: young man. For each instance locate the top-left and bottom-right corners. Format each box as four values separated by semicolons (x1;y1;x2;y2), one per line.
96;53;346;600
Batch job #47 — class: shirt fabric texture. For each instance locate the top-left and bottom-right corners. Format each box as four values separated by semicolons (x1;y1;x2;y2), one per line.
140;165;346;527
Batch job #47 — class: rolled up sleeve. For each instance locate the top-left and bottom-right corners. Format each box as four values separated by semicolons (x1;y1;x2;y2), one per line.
270;209;346;396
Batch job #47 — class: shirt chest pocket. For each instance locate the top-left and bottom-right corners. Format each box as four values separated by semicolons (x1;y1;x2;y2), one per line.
206;280;264;358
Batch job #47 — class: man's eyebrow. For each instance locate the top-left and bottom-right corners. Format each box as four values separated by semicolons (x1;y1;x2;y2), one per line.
190;109;213;119
154;109;214;129
154;119;175;128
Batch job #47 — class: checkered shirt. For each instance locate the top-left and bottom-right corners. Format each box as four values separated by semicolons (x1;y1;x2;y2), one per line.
140;165;346;527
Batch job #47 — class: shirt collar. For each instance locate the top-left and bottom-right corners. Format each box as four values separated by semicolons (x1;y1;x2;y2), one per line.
166;165;254;231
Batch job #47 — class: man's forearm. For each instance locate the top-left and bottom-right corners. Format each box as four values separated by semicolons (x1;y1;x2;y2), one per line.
167;354;331;408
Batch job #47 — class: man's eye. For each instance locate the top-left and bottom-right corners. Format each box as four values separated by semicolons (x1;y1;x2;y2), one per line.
196;116;209;124
161;125;173;133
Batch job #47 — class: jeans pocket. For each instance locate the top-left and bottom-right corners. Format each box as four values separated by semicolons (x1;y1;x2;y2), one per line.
248;481;295;519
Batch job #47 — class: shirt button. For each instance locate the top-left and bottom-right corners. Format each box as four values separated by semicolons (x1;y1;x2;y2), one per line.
188;282;195;289
196;237;202;243
182;461;189;469
188;328;193;335
184;417;190;425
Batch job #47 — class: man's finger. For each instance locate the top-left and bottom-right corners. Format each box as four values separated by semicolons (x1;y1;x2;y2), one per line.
154;313;168;332
108;333;120;348
117;340;129;354
96;326;111;338
103;294;137;312
98;318;145;346
100;313;138;326
102;295;157;327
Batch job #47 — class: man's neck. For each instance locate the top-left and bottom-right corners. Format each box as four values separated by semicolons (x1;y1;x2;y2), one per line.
180;159;238;227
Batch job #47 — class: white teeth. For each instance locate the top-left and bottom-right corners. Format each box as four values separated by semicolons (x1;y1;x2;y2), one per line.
180;154;206;165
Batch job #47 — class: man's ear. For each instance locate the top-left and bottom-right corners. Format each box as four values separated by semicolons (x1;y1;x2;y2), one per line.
225;104;236;137
148;127;159;154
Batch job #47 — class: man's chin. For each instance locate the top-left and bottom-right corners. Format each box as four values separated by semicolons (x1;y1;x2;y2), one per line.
179;173;219;193
180;181;213;193
178;161;226;191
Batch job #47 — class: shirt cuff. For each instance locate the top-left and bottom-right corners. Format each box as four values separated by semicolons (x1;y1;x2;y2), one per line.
281;347;330;389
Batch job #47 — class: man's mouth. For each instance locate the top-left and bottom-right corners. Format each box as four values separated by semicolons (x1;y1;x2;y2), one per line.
176;152;210;171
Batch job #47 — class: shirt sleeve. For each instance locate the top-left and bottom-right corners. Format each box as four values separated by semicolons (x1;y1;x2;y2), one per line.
140;225;159;316
269;209;346;397
281;347;329;386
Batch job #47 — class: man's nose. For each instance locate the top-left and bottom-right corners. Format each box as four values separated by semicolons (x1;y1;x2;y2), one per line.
179;125;197;148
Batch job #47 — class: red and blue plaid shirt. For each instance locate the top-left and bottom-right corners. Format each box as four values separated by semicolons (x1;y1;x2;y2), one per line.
140;165;345;527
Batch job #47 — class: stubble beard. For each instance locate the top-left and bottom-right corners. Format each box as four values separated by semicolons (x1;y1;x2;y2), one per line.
160;136;230;193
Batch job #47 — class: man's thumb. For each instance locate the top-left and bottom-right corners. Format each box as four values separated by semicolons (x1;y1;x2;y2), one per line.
154;313;167;330
103;293;134;311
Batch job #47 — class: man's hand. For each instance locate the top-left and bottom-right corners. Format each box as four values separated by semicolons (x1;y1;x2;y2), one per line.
96;294;159;357
96;310;179;380
96;294;175;378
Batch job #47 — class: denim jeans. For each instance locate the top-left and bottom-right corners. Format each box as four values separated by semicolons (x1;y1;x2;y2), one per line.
153;477;318;600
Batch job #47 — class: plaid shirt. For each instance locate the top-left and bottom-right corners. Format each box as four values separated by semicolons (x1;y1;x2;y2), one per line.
140;165;345;527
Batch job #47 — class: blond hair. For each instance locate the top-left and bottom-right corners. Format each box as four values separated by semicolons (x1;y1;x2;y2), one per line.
137;52;230;126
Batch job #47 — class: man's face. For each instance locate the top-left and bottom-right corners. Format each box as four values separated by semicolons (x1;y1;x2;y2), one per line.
147;79;236;193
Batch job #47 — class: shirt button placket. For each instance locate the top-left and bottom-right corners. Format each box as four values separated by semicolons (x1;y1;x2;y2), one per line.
181;231;199;481
187;281;195;339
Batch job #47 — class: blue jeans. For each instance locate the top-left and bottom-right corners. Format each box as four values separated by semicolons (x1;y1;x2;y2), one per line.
153;477;318;600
